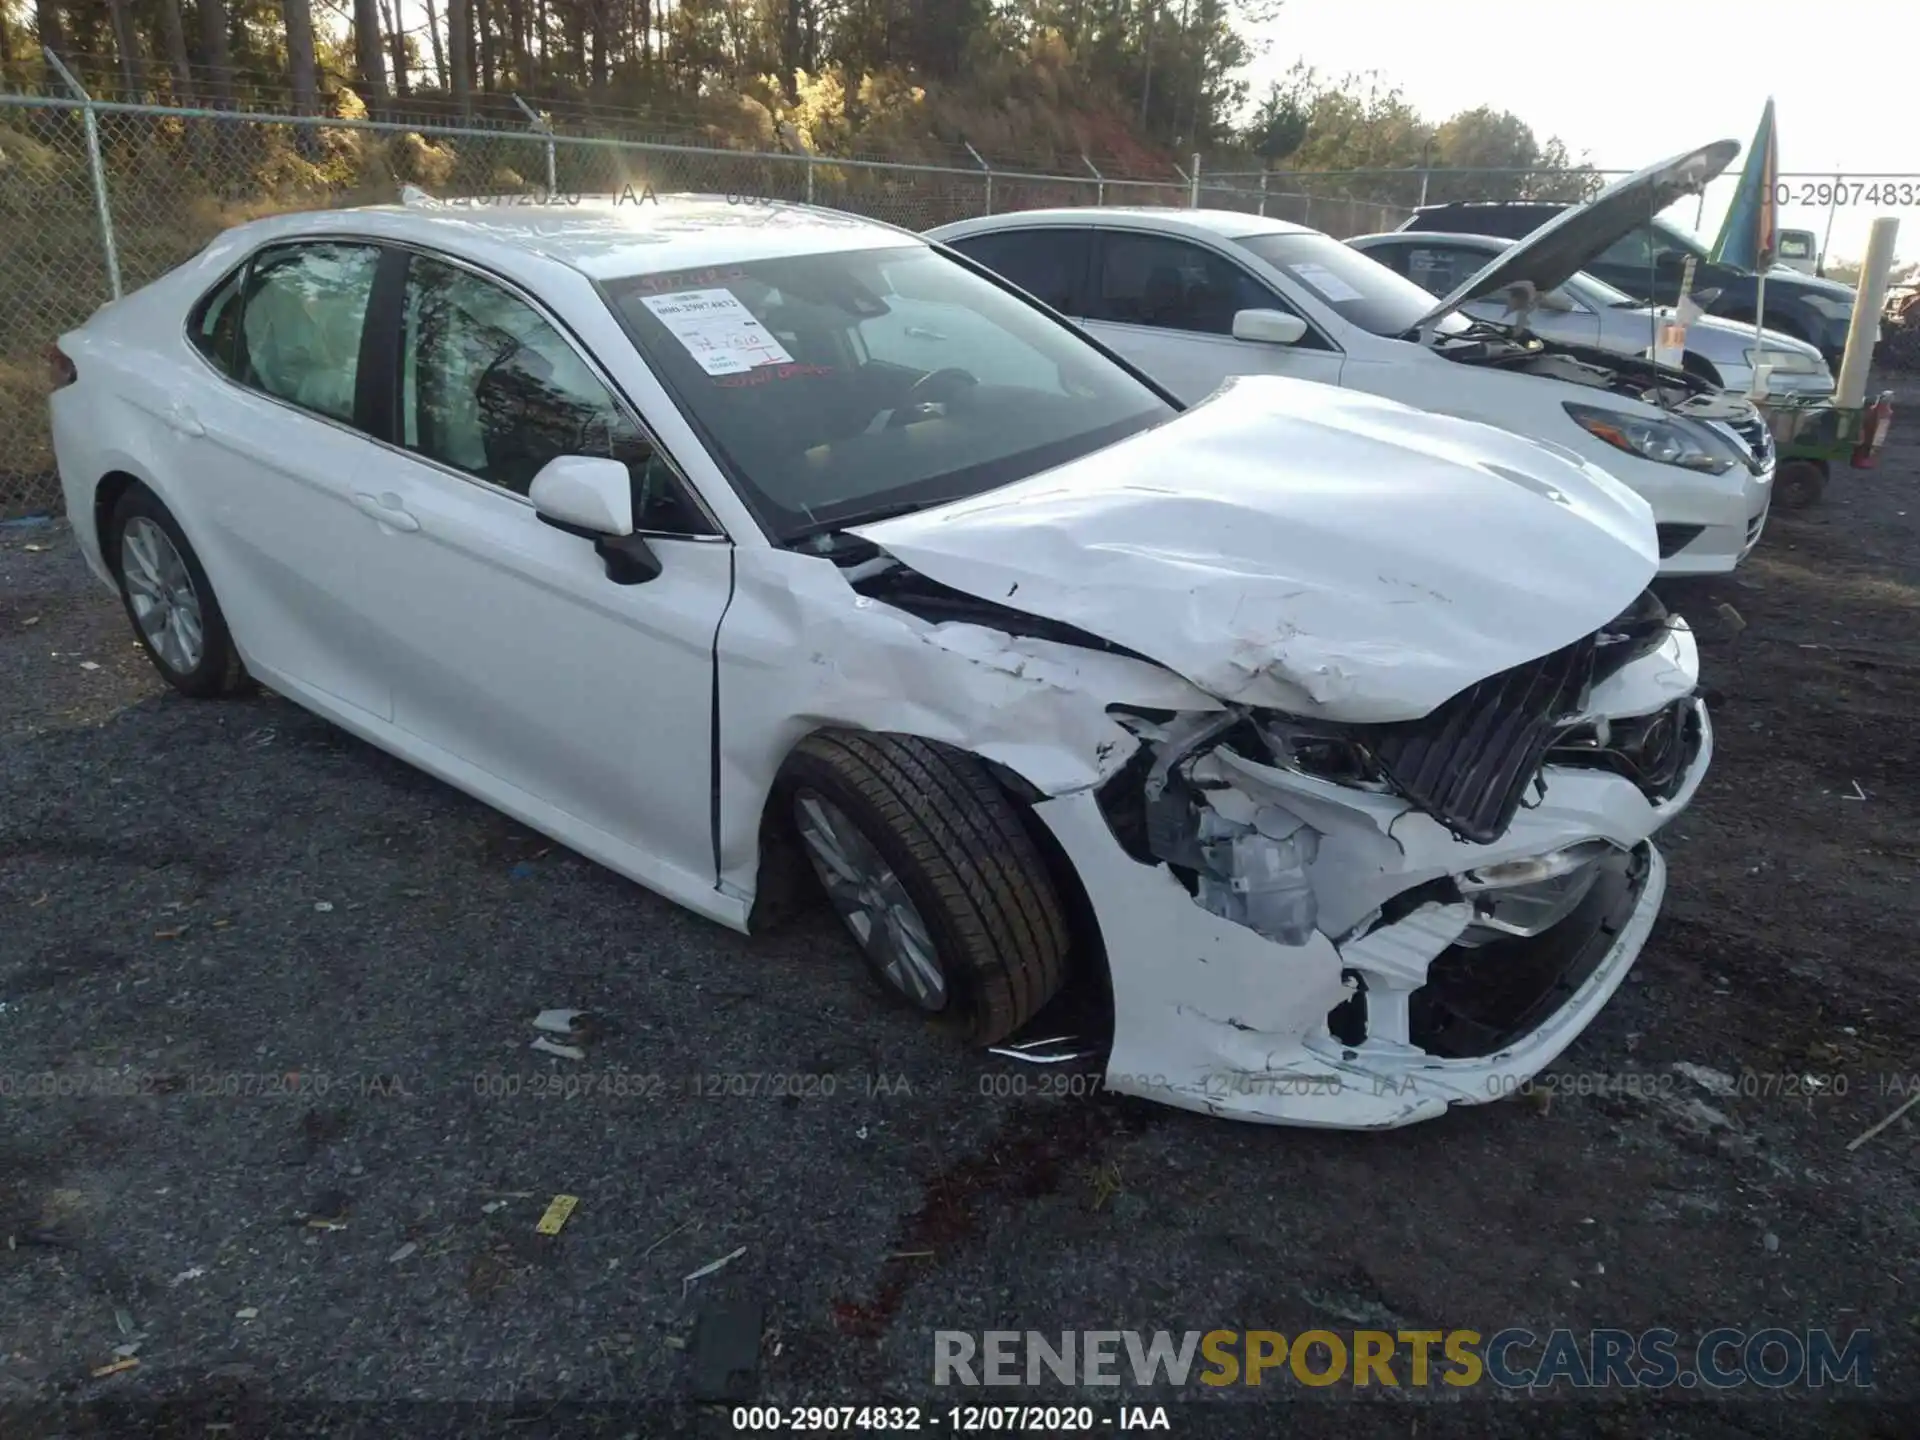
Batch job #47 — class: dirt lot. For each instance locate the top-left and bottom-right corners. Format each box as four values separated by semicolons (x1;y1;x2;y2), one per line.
2;381;1917;1439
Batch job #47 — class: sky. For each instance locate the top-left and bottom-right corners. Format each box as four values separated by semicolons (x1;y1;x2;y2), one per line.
1245;0;1912;266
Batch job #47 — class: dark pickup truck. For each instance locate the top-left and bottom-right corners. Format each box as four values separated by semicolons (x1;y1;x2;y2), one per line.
1399;201;1864;367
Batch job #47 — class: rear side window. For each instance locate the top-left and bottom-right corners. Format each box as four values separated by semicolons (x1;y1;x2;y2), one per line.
234;243;382;424
189;267;246;374
945;228;1091;313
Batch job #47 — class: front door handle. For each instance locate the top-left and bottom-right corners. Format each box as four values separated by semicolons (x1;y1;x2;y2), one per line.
352;491;420;532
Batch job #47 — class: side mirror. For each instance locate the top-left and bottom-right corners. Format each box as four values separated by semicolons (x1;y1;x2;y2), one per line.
531;455;633;536
1693;287;1723;307
1232;308;1308;345
530;455;662;586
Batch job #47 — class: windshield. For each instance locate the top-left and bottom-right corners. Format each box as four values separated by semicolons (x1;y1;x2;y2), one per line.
1233;231;1469;337
602;245;1174;542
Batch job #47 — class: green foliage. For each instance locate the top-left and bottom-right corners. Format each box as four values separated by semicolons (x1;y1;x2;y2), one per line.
1233;63;1594;206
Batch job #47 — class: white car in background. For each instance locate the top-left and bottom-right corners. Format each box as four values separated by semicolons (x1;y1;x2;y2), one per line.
51;195;1709;1129
930;143;1775;576
1346;229;1835;400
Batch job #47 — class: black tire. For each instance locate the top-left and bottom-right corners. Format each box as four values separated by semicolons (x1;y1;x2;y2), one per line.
1773;458;1827;510
106;484;251;698
782;730;1070;1046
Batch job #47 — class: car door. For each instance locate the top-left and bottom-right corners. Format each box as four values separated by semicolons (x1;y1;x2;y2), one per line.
349;249;733;893
1080;228;1342;404
175;239;396;719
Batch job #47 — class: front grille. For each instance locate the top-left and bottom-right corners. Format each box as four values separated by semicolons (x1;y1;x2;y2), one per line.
1367;637;1597;845
1726;413;1773;470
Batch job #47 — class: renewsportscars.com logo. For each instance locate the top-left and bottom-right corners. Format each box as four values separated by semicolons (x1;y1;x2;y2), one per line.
932;1328;1874;1391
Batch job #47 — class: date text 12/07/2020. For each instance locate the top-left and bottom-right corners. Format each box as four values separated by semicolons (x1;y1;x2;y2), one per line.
443;186;793;209
730;1406;1173;1432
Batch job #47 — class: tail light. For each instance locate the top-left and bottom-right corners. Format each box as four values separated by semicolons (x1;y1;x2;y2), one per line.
47;344;76;390
1851;397;1893;470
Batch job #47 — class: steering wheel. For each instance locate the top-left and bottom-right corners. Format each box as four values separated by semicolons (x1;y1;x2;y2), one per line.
888;367;978;428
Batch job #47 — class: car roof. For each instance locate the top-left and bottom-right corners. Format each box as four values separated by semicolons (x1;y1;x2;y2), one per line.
1411;201;1566;214
934;207;1318;241
214;194;918;280
1351;231;1506;248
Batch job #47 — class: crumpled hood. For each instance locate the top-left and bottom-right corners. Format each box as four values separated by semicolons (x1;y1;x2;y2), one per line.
853;375;1661;723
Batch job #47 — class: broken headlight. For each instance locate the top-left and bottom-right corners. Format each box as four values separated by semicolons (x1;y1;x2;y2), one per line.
1252;715;1382;787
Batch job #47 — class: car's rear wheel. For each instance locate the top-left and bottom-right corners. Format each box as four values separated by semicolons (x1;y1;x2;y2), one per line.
106;485;250;698
783;730;1070;1045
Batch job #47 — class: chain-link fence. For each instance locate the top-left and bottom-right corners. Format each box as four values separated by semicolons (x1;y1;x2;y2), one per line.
0;93;1411;514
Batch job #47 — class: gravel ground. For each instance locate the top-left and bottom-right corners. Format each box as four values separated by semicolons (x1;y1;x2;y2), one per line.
2;383;1918;1439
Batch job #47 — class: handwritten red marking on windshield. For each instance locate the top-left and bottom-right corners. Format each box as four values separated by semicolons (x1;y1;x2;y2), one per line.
713;363;834;388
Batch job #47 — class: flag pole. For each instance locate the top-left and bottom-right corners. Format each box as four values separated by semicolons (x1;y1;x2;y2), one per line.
1750;268;1769;399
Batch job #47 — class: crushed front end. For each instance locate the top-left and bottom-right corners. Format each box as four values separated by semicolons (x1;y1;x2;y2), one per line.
1029;591;1709;1128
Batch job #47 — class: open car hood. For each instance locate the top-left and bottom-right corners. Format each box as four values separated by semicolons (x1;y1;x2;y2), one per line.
1410;140;1740;335
852;376;1660;723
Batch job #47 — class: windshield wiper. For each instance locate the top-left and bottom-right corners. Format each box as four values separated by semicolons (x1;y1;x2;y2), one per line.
784;497;942;546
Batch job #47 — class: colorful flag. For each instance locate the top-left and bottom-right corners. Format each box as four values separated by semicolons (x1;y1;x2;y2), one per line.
1710;99;1779;272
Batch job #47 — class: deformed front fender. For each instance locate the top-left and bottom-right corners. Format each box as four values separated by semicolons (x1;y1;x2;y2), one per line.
713;548;1219;907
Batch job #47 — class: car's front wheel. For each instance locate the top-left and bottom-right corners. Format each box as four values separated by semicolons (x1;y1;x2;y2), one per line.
783;731;1070;1045
106;484;250;698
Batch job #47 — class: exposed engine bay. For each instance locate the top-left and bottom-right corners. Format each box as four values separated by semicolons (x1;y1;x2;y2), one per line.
1435;323;1762;422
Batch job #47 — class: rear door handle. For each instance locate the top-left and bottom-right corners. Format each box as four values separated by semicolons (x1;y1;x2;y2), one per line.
351;492;420;532
168;403;205;437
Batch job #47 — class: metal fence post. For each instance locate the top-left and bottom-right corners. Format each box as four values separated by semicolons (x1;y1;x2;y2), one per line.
513;92;557;196
1082;153;1105;206
44;48;122;300
1257;170;1268;217
1190;152;1201;208
965;142;992;215
805;153;815;205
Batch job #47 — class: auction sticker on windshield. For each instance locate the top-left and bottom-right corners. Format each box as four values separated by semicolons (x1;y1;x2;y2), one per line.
1289;262;1365;303
639;287;794;375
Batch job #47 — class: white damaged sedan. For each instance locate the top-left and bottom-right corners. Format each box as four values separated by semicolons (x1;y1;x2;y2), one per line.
50;196;1710;1129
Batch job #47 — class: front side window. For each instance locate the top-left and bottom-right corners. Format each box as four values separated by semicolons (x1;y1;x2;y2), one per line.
235;242;381;423
1088;232;1279;335
400;256;710;533
601;244;1173;542
944;228;1090;313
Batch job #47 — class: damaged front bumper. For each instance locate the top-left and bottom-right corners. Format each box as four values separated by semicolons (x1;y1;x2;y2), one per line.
1029;629;1710;1130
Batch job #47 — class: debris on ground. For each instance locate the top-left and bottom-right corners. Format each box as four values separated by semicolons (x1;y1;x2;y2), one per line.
643;1218;696;1258
388;1241;418;1264
1671;1062;1738;1096
535;1194;579;1235
529;1037;586;1061
90;1357;139;1378
682;1245;747;1297
167;1267;205;1287
532;1009;585;1035
689;1301;765;1402
1848;1089;1920;1152
234;1307;259;1321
